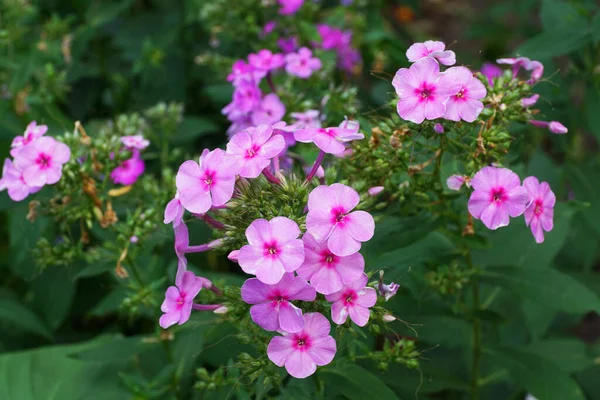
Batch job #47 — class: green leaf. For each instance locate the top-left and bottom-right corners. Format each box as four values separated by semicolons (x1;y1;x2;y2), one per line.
584;88;600;142
30;268;76;330
481;266;600;314
540;0;587;31
320;363;401;400
522;300;554;341
591;11;600;43
525;339;595;373
516;29;590;59
485;346;586;400
0;299;52;339
566;163;600;236
527;149;560;190
71;335;157;362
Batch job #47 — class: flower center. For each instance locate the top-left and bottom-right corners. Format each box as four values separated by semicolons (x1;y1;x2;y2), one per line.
455;88;465;98
203;170;215;188
491;188;506;203
325;254;334;263
36;153;51;168
417;82;436;100
264;241;279;257
297;339;305;346
534;200;543;215
245;144;261;159
343;290;357;305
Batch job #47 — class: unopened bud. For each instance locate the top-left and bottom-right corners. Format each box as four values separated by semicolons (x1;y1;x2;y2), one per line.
382;314;396;322
228;250;239;262
368;186;384;196
214;306;228;314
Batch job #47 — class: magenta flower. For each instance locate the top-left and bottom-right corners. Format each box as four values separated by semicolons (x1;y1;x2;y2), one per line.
176;148;239;214
296;233;365;295
294;124;364;155
317;25;344;50
277;36;298;53
251;94;286;126
121;134;149;150
497;57;543;83
442;66;487;122
241;273;316;333
467;166;530;230
13;136;70;187
224;80;262;115
159;271;207;329
521;94;539;107
238;217;305;284
248;49;285;72
110;150;145;185
480;62;503;85
226;124;285;178
291;110;321;129
529;120;568;134
325;274;377;327
261;21;277;37
306;183;375;256
267;312;336;378
164;192;184;226
392;57;461;124
523;176;555;243
278;0;304;15
0;158;42;201
285;47;322;79
227;60;265;85
447;175;466;191
10;121;48;157
406;40;456;66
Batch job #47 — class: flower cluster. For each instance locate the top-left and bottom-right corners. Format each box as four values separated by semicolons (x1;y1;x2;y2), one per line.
316;24;361;74
110;134;150;185
0;121;71;201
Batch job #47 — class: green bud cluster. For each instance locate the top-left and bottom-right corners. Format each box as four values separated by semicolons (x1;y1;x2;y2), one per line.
425;261;475;296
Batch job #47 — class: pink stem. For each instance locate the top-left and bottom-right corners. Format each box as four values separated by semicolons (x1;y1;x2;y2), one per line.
262;168;281;185
201;214;225;230
192;303;222;311
266;73;277;93
304;150;325;183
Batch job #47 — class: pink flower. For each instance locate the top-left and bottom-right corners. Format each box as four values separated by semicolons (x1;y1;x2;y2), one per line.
406;40;456;66
296;233;365;295
173;221;222;266
442;66;487;122
480;62;502;85
238;217;305;284
306;183;375;256
325;274;377;327
523;176;555;243
176;148;238;214
159;271;207;329
467;166;530;230
434;123;444;134
267;312;336;378
529;120;568;134
392;57;461;124
164;192;184;226
497;57;543;83
241;273;316;333
377;281;399;302
521;94;539;107
294;124;364;155
446;175;466;191
223;80;262;115
285;47;322;79
278;0;304;15
110;150;145;185
261;21;277;37
226;124;285;178
121;134;149;150
277;36;298;53
13;136;70;187
291;110;321;129
248;49;285;72
251;94;286;126
317;25;344;50
10;121;48;157
227;60;265;85
0;158;42;201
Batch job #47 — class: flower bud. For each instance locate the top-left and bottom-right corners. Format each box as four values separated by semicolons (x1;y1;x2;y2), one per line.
228;250;239;262
521;94;539;107
446;175;465;191
214;306;228;314
368;186;384;196
548;121;568;134
382;314;396;322
434;123;444;134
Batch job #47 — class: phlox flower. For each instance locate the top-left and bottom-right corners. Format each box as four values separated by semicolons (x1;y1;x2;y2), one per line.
406;40;456;66
267;312;336;379
523;176;555;243
377;281;400;302
446;175;466;191
442;66;487;122
176;148;238;214
434;123;444;134
294;123;364;155
278;0;304;15
285;47;322;79
224;80;262;115
325;274;377;327
251;94;286;126
392;57;461;124
317;25;344;50
291;110;321;129
467;166;530;230
164;192;184;226
521;94;539;107
13;136;71;187
249;50;285;72
480;62;502;85
261;21;277;37
159;270;209;329
306;183;375;256
529;120;568;134
277;37;299;53
110;150;145;185
0;158;42;201
121;134;149;150
227;60;265;85
497;57;544;83
241;273;316;333
238;217;305;284
296;232;365;295
10;121;48;157
226;124;285;178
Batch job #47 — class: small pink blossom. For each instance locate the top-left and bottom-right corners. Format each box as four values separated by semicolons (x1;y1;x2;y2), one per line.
251;94;286;126
164;192;184;226
406;40;456;66
176;148;239;214
226;124;285;178
285;47;322;79
223;80;262;115
377;281;400;302
392;57;461;124
480;63;502;85
159;271;207;329
0;158;42;201
368;186;384;196
10;121;48;157
291;110;321;129
317;25;344;50
121;134;149;150
325;274;377;327
248;49;285;72
241;273;316;333
467;166;530;230
442;66;487;122
446;175;466;191
227;60;265;85
110;150;145;185
306;183;375;257
238;217;305;284
13;136;71;187
296;233;365;295
497;57;543;83
278;0;304;15
521;94;539;107
261;21;277;37
277;36;298;53
523;176;555;243
294;123;364;155
267;312;336;379
529;120;568;134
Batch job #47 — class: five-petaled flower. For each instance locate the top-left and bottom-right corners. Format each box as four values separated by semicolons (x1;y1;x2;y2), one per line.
406;40;456;66
325;273;377;327
285;47;322;79
226;124;285;178
159;270;211;329
523;176;555;243
13;136;71;187
294;123;364;155
442;66;487;122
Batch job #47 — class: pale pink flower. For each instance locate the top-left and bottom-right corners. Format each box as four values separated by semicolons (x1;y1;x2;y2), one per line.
521;94;539;107
176;149;239;214
406;40;456;66
392;57;461;124
447;175;466;191
110;150;145;185
278;0;304;15
467;166;530;230
164;192;184;226
227;60;265;85
442;66;487;122
10;121;48;157
291;110;321;129
159;271;208;329
226;124;285;178
306;183;375;256
529;120;568;134
285;47;322;79
296;233;365;295
251;94;286;126
325;274;377;327
0;158;42;201
267;312;336;378
238;217;305;284
523;176;555;243
121;134;149;150
294;124;363;155
241;273;316;333
13;136;70;187
248;49;285;72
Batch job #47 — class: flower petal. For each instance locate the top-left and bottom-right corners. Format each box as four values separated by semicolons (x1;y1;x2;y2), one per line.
285;350;317;379
250;303;280;331
241;278;270;304
278;302;305;333
267;336;295;366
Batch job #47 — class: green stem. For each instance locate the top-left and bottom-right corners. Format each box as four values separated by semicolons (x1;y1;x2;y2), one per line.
468;252;481;400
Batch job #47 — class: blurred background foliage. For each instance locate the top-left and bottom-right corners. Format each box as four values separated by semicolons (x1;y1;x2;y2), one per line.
0;0;599;399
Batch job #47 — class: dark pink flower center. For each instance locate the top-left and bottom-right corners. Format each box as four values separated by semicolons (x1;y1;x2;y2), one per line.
245;144;261;159
202;170;216;188
416;82;436;101
533;199;543;215
331;206;348;225
490;187;507;203
455;87;467;100
292;333;312;351
36;153;52;169
343;290;357;305
264;241;280;257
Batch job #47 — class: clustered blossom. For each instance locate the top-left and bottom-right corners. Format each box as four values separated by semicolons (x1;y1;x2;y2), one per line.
1;121;71;202
497;56;544;84
316;24;361;73
110;133;150;185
